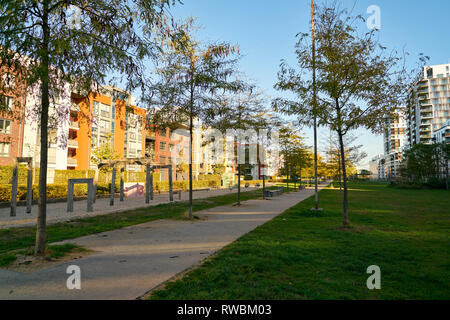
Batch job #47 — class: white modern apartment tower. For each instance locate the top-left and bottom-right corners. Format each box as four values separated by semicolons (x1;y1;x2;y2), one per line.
407;63;450;146
383;107;408;179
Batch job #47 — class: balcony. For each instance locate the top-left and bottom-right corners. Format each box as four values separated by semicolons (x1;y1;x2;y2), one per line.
68;139;78;148
146;132;156;140
100;110;110;118
69;121;79;130
70;103;80;112
67;157;77;167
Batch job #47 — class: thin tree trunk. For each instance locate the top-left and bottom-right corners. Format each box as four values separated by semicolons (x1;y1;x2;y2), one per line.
35;0;50;256
188;114;193;219
338;131;349;226
338;153;342;191
262;163;266;199
237;163;241;205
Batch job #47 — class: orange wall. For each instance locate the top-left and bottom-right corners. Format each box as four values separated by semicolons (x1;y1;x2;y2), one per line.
73;92;147;170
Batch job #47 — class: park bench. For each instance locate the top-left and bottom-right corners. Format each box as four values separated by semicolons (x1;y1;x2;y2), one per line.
264;187;284;198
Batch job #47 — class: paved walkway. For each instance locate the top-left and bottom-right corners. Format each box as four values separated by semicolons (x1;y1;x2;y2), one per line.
0;187;321;300
0;187;262;229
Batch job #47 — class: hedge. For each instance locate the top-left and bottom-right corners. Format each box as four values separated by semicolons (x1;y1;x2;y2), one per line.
0;177;222;202
0;183;114;203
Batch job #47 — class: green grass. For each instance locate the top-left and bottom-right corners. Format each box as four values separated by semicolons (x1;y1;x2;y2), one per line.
0;243;87;267
149;181;450;300
0;188;270;256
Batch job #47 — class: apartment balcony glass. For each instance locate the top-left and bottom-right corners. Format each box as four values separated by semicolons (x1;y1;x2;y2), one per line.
68;139;78;148
69;121;79;130
67;157;77;166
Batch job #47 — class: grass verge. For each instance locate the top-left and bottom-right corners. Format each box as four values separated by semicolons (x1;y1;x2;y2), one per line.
149;181;450;300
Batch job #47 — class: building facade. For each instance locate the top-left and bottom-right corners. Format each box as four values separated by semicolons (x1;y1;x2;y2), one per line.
406;63;450;146
0;69;27;166
383;107;407;179
433;119;450;144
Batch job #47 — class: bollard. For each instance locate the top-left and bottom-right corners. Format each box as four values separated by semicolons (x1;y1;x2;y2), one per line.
120;167;125;202
110;167;116;206
10;162;18;217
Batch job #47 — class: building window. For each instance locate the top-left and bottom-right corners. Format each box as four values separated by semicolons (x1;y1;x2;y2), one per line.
0;95;13;109
169;144;174;152
0;119;11;134
0;142;10;157
160;156;166;165
160;142;166;151
1;73;15;89
159;128;167;137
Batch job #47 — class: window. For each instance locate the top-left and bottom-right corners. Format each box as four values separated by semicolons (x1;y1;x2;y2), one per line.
0;142;10;157
160;156;166;164
169;144;174;152
0;119;11;134
160;142;166;151
159;128;167;137
0;95;13;109
1;73;15;89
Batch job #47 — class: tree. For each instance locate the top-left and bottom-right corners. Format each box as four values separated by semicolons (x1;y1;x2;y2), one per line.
326;134;367;190
91;134;121;167
147;18;241;218
0;0;175;255
400;143;450;188
278;126;310;190
176;161;189;181
275;3;409;225
206;82;272;204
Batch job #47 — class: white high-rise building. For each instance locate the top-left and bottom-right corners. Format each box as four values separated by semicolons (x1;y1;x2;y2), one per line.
383;107;408;179
407;63;450;146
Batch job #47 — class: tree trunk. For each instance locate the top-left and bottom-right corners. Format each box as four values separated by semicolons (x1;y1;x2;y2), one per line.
262;163;266;199
237;163;241;205
188;114;193;219
338;153;342;191
338;131;349;226
35;0;50;256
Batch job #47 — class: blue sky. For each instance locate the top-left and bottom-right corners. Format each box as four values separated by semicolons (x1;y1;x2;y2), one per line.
169;0;450;169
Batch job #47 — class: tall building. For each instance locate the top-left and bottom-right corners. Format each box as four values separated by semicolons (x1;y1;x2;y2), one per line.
369;154;387;180
383;107;407;179
406;63;450;146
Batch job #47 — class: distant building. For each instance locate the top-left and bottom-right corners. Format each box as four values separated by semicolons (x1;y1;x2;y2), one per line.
0;68;27;166
433;119;450;144
384;107;407;179
369;154;387;180
406;63;450;146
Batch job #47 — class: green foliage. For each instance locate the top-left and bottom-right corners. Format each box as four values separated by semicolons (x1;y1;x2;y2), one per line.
400;143;450;188
90;134;121;166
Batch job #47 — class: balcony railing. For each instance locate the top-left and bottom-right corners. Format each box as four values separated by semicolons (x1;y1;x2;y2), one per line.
67;157;77;166
68;139;78;148
69;121;79;129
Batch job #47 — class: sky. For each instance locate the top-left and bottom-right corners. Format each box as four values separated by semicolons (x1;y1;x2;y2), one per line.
168;0;450;169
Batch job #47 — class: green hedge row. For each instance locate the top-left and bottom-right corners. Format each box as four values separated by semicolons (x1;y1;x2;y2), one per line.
0;183;114;202
1;179;222;202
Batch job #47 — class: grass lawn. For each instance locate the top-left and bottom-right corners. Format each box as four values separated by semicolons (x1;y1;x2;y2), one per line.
0;188;270;259
149;181;450;300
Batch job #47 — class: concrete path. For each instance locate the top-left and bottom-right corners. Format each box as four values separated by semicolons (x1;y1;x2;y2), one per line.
0;187;262;229
0;188;319;300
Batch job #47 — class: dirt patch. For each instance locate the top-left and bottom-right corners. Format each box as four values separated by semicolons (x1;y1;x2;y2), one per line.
3;248;95;274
